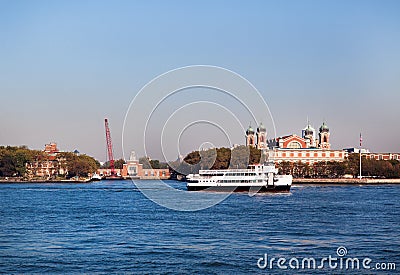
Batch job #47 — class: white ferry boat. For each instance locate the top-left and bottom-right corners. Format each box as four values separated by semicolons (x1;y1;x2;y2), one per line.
186;163;292;192
90;173;103;181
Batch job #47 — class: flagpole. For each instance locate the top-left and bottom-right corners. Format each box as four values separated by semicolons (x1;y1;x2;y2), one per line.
359;133;362;179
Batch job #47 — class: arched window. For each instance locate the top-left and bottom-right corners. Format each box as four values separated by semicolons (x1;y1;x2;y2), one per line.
287;141;301;149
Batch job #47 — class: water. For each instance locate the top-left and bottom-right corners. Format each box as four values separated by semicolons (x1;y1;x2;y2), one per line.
0;181;399;274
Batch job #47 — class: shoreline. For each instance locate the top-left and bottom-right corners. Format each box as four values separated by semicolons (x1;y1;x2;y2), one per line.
1;178;400;185
0;179;93;184
293;178;400;184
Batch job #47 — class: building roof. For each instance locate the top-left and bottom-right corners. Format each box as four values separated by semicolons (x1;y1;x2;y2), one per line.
246;125;254;135
257;122;266;132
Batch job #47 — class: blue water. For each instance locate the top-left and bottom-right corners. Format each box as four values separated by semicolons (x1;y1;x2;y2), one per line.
0;181;399;274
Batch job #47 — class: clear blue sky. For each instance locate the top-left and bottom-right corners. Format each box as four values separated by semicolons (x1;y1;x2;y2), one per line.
1;0;399;161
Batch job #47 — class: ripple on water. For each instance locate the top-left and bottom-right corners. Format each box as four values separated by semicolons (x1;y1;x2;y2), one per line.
0;181;399;273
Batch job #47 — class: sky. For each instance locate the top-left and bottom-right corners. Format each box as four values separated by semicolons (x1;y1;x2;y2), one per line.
0;0;399;162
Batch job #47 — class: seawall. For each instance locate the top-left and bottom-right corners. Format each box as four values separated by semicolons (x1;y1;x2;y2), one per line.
293;178;400;184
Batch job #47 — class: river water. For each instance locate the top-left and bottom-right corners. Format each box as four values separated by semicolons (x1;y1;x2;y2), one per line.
0;180;399;274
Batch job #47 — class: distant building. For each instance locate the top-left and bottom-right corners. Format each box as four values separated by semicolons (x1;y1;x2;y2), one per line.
365;153;400;161
318;122;331;150
248;120;346;164
269;149;347;165
343;148;400;161
113;151;170;179
26;142;67;179
121;151;141;178
97;168;122;177
267;121;331;150
245;124;256;147
44;142;59;154
267;134;311;149
245;122;268;149
302;122;317;147
256;123;267;149
343;148;370;154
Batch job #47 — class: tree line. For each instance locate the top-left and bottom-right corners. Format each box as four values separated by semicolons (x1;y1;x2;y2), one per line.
0;146;100;179
169;145;262;176
101;157;170;170
169;146;400;179
277;154;400;178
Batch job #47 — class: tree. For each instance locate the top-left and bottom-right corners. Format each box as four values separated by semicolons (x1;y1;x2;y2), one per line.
139;157;152;169
249;146;261;165
231;146;250;168
114;159;126;169
67;154;99;177
277;161;292;175
149;159;160;169
0;146;37;177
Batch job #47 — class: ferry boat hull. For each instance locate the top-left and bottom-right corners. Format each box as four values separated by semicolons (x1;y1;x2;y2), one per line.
187;185;291;192
186;163;292;193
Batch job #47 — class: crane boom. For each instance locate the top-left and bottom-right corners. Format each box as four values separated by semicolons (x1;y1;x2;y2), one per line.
104;118;115;175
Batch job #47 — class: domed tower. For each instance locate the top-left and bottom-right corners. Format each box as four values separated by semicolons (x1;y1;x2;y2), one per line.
246;124;256;147
318;122;330;150
302;122;316;148
257;122;267;149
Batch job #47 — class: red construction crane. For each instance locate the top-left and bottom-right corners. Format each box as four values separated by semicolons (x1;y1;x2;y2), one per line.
104;118;115;176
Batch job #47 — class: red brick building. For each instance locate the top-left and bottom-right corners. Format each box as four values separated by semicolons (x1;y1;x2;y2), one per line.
26;143;68;178
269;149;347;165
98;151;170;179
365;153;400;161
249;121;348;164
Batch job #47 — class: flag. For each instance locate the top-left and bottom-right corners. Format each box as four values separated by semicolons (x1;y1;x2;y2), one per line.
360;133;362;147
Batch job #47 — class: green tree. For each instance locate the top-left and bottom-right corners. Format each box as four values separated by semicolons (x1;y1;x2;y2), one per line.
149;159;160;169
114;159;126;169
139;157;152;169
67;154;99;177
0;146;36;177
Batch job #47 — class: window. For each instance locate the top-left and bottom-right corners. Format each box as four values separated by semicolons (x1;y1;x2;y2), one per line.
128;166;137;176
287;141;301;149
